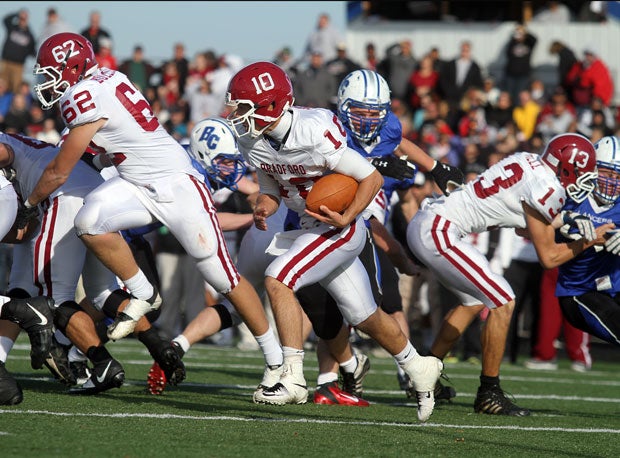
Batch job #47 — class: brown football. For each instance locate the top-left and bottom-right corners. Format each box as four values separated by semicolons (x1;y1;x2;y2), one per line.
306;173;359;213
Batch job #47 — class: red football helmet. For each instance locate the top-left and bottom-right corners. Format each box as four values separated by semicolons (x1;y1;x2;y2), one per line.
225;61;294;138
540;133;598;203
33;32;98;110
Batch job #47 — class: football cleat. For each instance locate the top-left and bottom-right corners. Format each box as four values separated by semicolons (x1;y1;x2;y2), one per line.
403;355;443;422
253;363;284;400
474;385;531;416
1;296;56;369
435;379;456;402
253;362;307;405
70;361;92;386
0;361;23;405
153;342;186;386
68;358;124;395
339;352;370;397
42;337;76;386
107;292;162;341
313;381;369;407
147;362;167;395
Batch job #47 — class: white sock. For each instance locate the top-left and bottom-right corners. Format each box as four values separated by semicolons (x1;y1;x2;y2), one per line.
282;346;304;364
123;271;154;300
0;336;15;362
394;358;406;376
173;335;191;354
394;342;418;367
339;355;358;374
317;372;338;386
255;327;283;367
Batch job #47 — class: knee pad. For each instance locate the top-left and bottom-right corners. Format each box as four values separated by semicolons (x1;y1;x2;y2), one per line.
74;202;103;236
101;289;131;319
54;300;83;333
211;303;234;331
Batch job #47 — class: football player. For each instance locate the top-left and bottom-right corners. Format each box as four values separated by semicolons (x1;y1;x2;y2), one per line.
555;135;620;346
407;132;608;416
226;61;443;421
19;33;281;389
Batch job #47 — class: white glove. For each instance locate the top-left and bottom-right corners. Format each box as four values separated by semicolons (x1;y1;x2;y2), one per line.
561;211;596;242
605;230;620;255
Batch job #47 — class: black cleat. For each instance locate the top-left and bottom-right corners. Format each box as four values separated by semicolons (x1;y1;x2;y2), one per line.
70;361;92;386
68;358;124;395
435;380;456;402
154;342;186;386
339;352;370;397
43;338;77;386
0;362;23;405
474;385;531;416
0;296;56;369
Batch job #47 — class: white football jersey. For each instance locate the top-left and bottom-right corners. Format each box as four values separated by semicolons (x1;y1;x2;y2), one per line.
59;68;200;185
0;174;10;190
237;107;375;228
0;132;103;200
427;152;566;233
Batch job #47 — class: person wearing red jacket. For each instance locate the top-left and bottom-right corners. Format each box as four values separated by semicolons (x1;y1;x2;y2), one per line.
565;46;614;108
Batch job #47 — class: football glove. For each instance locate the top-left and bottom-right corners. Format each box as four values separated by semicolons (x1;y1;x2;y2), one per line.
15;201;40;232
560;211;596;242
371;155;416;180
0;166;16;182
430;161;464;196
604;230;620;255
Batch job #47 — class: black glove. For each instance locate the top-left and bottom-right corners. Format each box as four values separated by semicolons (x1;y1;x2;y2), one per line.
0;166;16;182
371;155;416;180
15;201;40;232
430;161;465;195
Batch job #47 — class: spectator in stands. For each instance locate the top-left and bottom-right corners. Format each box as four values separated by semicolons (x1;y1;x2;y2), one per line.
167;43;190;98
438;41;484;127
427;47;447;73
35;117;61;144
532;1;571;23
481;77;501;108
325;42;361;86
95;37;117;71
379;40;417;103
293;51;337;109
576;96;615;138
2;92;30;134
207;54;240;116
119;45;157;92
513;89;541;141
273;46;297;80
0;9;36;94
184;77;221;126
80;10;111;55
363;42;378;71
407;55;439;110
485;91;514;132
38;7;74;45
549;41;578;98
502;24;537;103
0;77;14;125
529;79;549;106
565;45;614;111
303;12;343;63
536;93;576;143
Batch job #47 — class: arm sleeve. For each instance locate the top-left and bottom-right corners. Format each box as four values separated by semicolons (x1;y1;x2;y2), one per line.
333;147;376;181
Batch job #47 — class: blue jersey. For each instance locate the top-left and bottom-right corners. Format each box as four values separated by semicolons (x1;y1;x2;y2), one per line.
556;196;620;296
342;111;417;223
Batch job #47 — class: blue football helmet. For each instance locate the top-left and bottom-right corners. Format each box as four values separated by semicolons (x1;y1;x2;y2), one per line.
189;117;247;190
337;69;391;143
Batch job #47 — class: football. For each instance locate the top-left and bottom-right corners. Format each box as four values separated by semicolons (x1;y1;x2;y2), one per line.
306;173;359;214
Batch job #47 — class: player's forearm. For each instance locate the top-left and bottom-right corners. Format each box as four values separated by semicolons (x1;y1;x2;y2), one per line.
27;166;68;206
342;170;383;222
397;138;435;172
217;212;253;231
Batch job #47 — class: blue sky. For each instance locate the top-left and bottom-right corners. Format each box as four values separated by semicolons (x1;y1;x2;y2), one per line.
1;1;346;73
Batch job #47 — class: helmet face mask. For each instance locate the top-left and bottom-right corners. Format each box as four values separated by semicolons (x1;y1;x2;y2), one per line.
225;61;294;138
540;133;598;203
33;32;98;110
189;117;247;190
337;69;391;143
593;136;620;205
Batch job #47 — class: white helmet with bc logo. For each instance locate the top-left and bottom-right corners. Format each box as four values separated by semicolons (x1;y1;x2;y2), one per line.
593;135;620;204
189;117;247;190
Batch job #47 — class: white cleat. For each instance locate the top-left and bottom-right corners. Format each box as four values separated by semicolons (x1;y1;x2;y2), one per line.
107;294;162;341
253;363;307;405
253;364;285;401
403;355;443;422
